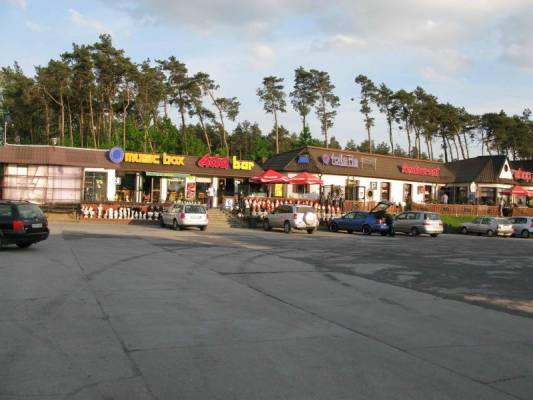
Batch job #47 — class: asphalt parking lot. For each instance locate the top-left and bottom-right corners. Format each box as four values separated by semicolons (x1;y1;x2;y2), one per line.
1;223;533;400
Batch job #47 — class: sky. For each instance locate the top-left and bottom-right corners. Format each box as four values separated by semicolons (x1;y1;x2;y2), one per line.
1;0;532;157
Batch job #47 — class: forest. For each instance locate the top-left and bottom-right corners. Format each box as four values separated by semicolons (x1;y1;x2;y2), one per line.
1;34;532;162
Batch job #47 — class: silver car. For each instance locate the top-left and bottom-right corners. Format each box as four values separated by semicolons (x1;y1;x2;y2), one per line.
161;204;208;231
509;217;533;238
394;211;443;237
460;216;513;237
263;204;319;234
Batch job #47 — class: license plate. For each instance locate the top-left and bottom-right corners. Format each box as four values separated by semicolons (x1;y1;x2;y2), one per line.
190;215;202;219
32;223;42;228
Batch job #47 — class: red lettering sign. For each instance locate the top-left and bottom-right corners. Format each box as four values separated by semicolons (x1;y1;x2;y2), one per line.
513;168;532;182
401;164;440;177
198;154;230;169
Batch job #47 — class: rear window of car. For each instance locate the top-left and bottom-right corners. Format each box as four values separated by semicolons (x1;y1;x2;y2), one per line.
424;213;441;220
511;218;527;224
296;206;314;213
184;205;206;214
17;204;44;219
0;204;13;217
495;218;511;224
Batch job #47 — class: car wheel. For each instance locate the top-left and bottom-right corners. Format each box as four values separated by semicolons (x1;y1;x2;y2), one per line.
200;226;207;231
329;222;338;232
306;228;315;234
263;220;272;231
380;232;387;236
284;221;292;234
521;229;530;238
160;218;166;228
0;236;3;249
410;227;419;237
430;233;438;238
362;225;371;235
460;227;468;235
486;229;494;237
173;219;178;231
16;242;32;249
347;229;353;234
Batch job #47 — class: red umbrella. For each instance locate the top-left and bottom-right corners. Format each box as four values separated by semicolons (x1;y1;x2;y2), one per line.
501;185;530;196
250;169;290;184
290;172;323;185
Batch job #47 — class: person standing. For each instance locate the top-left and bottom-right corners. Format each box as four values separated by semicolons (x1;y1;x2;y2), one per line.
441;192;449;204
206;185;214;209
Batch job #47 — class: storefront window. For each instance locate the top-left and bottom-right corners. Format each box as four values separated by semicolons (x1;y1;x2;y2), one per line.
3;164;82;204
403;183;412;202
84;171;107;202
167;178;186;202
116;173;136;202
380;182;390;201
479;187;496;205
293;184;309;194
424;185;433;203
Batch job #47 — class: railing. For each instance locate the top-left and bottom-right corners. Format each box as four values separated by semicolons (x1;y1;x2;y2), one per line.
410;203;500;216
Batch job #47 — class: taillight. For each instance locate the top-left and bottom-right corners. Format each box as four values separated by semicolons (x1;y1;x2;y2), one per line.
423;221;431;226
12;220;25;231
530;223;533;228
179;212;186;219
293;213;298;220
376;218;383;224
43;218;48;227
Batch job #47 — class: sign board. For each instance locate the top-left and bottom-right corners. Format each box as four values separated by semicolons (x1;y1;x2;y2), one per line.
232;156;254;170
401;164;440;177
514;168;532;182
123;151;185;166
198;154;230;169
297;154;310;164
274;184;283;197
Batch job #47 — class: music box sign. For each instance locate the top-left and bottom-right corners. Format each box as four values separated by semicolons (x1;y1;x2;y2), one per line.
124;152;185;166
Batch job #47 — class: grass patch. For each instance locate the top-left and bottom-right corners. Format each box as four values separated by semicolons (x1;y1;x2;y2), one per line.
441;215;477;233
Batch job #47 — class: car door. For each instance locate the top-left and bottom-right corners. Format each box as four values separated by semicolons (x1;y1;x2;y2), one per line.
480;218;492;233
338;212;355;230
394;212;408;233
467;218;482;233
270;206;283;227
352;212;367;231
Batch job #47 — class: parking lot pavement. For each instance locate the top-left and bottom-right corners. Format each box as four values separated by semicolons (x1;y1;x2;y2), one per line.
1;222;533;399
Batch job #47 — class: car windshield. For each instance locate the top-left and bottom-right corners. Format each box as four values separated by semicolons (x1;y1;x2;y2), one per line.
424;213;440;220
296;206;314;213
184;205;206;214
17;204;44;219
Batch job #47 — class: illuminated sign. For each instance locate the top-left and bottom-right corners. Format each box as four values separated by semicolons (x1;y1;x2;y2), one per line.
108;147;124;164
232;156;254;170
401;164;440;177
198;154;230;169
297;154;310;164
514;168;532;182
322;153;358;168
124;152;185;166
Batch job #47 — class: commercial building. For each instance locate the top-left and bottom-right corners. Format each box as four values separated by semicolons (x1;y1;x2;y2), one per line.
0;144;531;207
0;145;261;207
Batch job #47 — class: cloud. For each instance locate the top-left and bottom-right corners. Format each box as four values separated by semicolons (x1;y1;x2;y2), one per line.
427;49;470;73
4;0;26;9
499;9;533;74
25;20;46;33
311;34;367;52
250;44;274;69
69;9;112;34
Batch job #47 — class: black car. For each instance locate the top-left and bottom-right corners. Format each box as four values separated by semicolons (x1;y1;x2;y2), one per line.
0;201;49;249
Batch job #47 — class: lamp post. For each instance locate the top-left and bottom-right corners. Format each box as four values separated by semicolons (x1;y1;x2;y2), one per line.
2;113;10;147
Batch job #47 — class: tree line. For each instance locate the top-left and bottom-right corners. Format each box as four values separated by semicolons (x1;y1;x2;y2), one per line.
1;34;532;161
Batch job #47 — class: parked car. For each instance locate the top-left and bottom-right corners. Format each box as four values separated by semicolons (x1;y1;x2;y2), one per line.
0;201;49;249
161;204;208;231
508;217;533;238
394;211;443;237
459;217;513;237
263;204;318;234
328;201;393;235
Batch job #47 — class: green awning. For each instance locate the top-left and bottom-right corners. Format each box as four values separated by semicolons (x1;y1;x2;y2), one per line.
146;172;190;178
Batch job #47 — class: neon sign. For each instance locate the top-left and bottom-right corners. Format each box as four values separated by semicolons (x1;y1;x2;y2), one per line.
401;164;440;177
514;168;532;182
